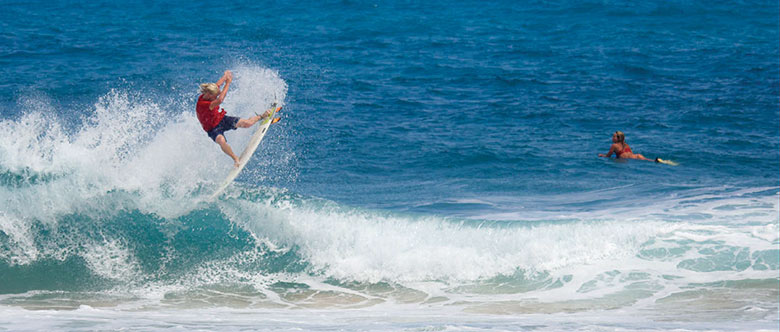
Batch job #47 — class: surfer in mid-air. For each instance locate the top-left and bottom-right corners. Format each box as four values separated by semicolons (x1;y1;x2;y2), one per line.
598;131;676;165
197;70;273;167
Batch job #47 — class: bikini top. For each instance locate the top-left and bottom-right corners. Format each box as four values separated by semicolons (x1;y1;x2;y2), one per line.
616;144;632;157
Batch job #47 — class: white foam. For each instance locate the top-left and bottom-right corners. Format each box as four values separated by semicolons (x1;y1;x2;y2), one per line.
216;188;780;310
81;239;139;281
237;199;666;282
0;211;38;265
0;300;775;332
0;64;289;265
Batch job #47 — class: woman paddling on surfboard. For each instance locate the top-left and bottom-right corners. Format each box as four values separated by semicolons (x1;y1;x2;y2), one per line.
598;131;677;165
197;70;274;167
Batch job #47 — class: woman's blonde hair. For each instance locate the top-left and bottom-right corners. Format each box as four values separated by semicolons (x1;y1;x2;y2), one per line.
199;83;219;95
615;131;626;145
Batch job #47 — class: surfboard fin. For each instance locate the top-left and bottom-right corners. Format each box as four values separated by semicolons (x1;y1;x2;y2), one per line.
271;117;281;124
255;104;282;118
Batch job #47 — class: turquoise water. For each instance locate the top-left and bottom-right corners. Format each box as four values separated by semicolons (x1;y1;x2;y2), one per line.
0;1;778;331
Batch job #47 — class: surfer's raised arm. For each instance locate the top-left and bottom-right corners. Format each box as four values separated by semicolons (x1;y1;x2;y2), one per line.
209;72;232;111
216;70;231;87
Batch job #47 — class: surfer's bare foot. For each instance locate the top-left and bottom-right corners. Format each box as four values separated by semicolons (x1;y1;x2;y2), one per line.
233;158;240;168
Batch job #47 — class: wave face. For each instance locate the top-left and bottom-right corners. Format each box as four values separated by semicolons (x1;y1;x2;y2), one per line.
2;159;778;304
1;0;779;331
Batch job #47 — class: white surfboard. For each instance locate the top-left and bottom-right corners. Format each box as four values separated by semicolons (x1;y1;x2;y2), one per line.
209;104;282;200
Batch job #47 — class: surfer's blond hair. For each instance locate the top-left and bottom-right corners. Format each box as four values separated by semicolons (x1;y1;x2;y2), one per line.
199;83;219;95
614;131;625;143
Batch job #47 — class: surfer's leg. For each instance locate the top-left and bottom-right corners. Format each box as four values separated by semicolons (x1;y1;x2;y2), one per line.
626;153;653;161
635;154;653;161
236;108;274;128
215;135;240;167
236;115;262;128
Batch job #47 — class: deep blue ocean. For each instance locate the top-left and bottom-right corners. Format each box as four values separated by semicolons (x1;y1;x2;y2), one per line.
1;1;778;331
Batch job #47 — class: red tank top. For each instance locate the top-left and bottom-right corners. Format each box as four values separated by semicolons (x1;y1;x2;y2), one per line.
196;95;226;132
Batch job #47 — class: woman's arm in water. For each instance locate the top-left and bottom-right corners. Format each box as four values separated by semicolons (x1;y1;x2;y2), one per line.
598;144;617;158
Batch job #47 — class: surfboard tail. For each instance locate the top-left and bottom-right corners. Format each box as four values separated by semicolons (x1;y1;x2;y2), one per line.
655;158;679;166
